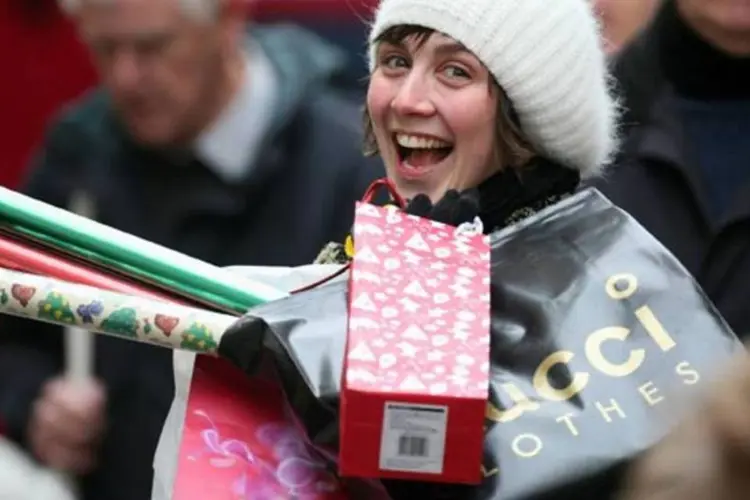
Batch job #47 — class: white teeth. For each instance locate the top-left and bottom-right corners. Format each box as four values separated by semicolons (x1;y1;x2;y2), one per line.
395;134;452;149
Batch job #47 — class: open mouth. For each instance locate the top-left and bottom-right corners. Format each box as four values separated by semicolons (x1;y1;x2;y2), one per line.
394;133;454;171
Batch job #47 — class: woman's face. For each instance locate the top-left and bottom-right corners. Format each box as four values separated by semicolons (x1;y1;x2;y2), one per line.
367;31;499;202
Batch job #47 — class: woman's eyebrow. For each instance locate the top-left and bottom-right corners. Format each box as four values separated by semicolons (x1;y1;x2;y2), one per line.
432;41;471;56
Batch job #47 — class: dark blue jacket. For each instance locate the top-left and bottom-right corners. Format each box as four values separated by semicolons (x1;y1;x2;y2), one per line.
588;3;750;341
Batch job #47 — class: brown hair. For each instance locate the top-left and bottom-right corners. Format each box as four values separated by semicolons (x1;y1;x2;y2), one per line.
362;25;535;169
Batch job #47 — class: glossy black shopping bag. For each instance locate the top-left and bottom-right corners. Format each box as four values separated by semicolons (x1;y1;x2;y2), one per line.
218;188;742;499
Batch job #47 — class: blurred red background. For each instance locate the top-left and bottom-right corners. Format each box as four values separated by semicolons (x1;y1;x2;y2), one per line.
0;1;97;189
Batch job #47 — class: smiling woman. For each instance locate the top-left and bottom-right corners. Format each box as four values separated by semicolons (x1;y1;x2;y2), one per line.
365;0;618;206
316;0;618;265
363;25;534;203
368;28;500;202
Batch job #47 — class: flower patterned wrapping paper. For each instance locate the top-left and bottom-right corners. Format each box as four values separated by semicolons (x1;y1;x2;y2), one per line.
0;267;237;354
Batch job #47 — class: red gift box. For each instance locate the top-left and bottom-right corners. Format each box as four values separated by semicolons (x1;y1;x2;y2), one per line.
340;203;491;485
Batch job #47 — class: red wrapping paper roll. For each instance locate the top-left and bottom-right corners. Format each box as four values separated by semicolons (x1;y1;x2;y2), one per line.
0;233;215;309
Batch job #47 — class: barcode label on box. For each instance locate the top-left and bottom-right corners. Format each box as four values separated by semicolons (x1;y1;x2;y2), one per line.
379;402;448;474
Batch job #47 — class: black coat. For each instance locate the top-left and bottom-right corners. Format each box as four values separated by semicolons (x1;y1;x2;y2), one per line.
589;5;750;341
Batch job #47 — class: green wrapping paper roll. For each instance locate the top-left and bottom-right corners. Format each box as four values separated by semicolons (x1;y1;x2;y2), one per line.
0;267;237;354
0;188;287;313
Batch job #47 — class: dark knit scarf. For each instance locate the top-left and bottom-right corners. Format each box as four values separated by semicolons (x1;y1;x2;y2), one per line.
315;157;580;265
477;156;580;230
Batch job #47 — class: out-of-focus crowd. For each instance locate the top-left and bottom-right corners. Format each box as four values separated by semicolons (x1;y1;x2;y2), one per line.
0;0;654;190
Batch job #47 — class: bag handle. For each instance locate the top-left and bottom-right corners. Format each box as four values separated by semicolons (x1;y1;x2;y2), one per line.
361;178;406;208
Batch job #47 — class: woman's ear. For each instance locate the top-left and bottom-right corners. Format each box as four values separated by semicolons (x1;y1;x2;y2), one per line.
362;107;379;157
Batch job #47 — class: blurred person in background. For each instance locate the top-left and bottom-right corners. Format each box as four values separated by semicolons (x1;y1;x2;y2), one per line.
592;0;750;338
251;0;379;98
591;0;659;54
619;343;750;500
0;0;383;498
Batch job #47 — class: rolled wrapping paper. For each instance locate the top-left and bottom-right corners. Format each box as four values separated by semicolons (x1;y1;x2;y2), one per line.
0;187;287;313
0;267;238;354
0;233;215;309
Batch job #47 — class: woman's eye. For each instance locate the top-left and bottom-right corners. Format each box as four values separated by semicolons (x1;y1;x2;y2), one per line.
443;65;470;79
381;54;409;69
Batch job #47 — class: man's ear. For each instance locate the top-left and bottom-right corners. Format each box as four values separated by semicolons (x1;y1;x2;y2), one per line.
223;0;248;16
216;0;246;34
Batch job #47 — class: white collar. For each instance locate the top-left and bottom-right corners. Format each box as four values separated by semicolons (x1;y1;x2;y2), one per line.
194;45;278;182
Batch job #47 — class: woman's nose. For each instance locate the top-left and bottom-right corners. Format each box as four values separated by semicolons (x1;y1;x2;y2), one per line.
390;74;436;116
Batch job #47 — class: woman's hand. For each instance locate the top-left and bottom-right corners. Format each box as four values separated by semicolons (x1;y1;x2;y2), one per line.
404;188;480;227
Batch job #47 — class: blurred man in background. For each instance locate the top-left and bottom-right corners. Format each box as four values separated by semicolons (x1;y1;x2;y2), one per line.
593;0;750;337
0;0;382;498
591;0;659;54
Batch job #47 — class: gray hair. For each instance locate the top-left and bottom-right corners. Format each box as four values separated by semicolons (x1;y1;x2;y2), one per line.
58;0;218;20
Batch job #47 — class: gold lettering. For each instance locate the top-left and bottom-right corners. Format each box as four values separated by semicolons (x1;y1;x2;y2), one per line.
637;381;664;406
605;274;638;300
634;305;677;352
675;361;700;385
512;433;543;458
555;413;580;436
486;384;540;423
482;465;499;478
533;351;590;401
585;326;645;377
595;399;626;422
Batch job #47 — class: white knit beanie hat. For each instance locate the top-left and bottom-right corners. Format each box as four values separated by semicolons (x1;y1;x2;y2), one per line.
368;0;619;178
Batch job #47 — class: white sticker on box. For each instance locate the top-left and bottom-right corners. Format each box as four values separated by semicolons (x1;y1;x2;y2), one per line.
379;402;448;474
